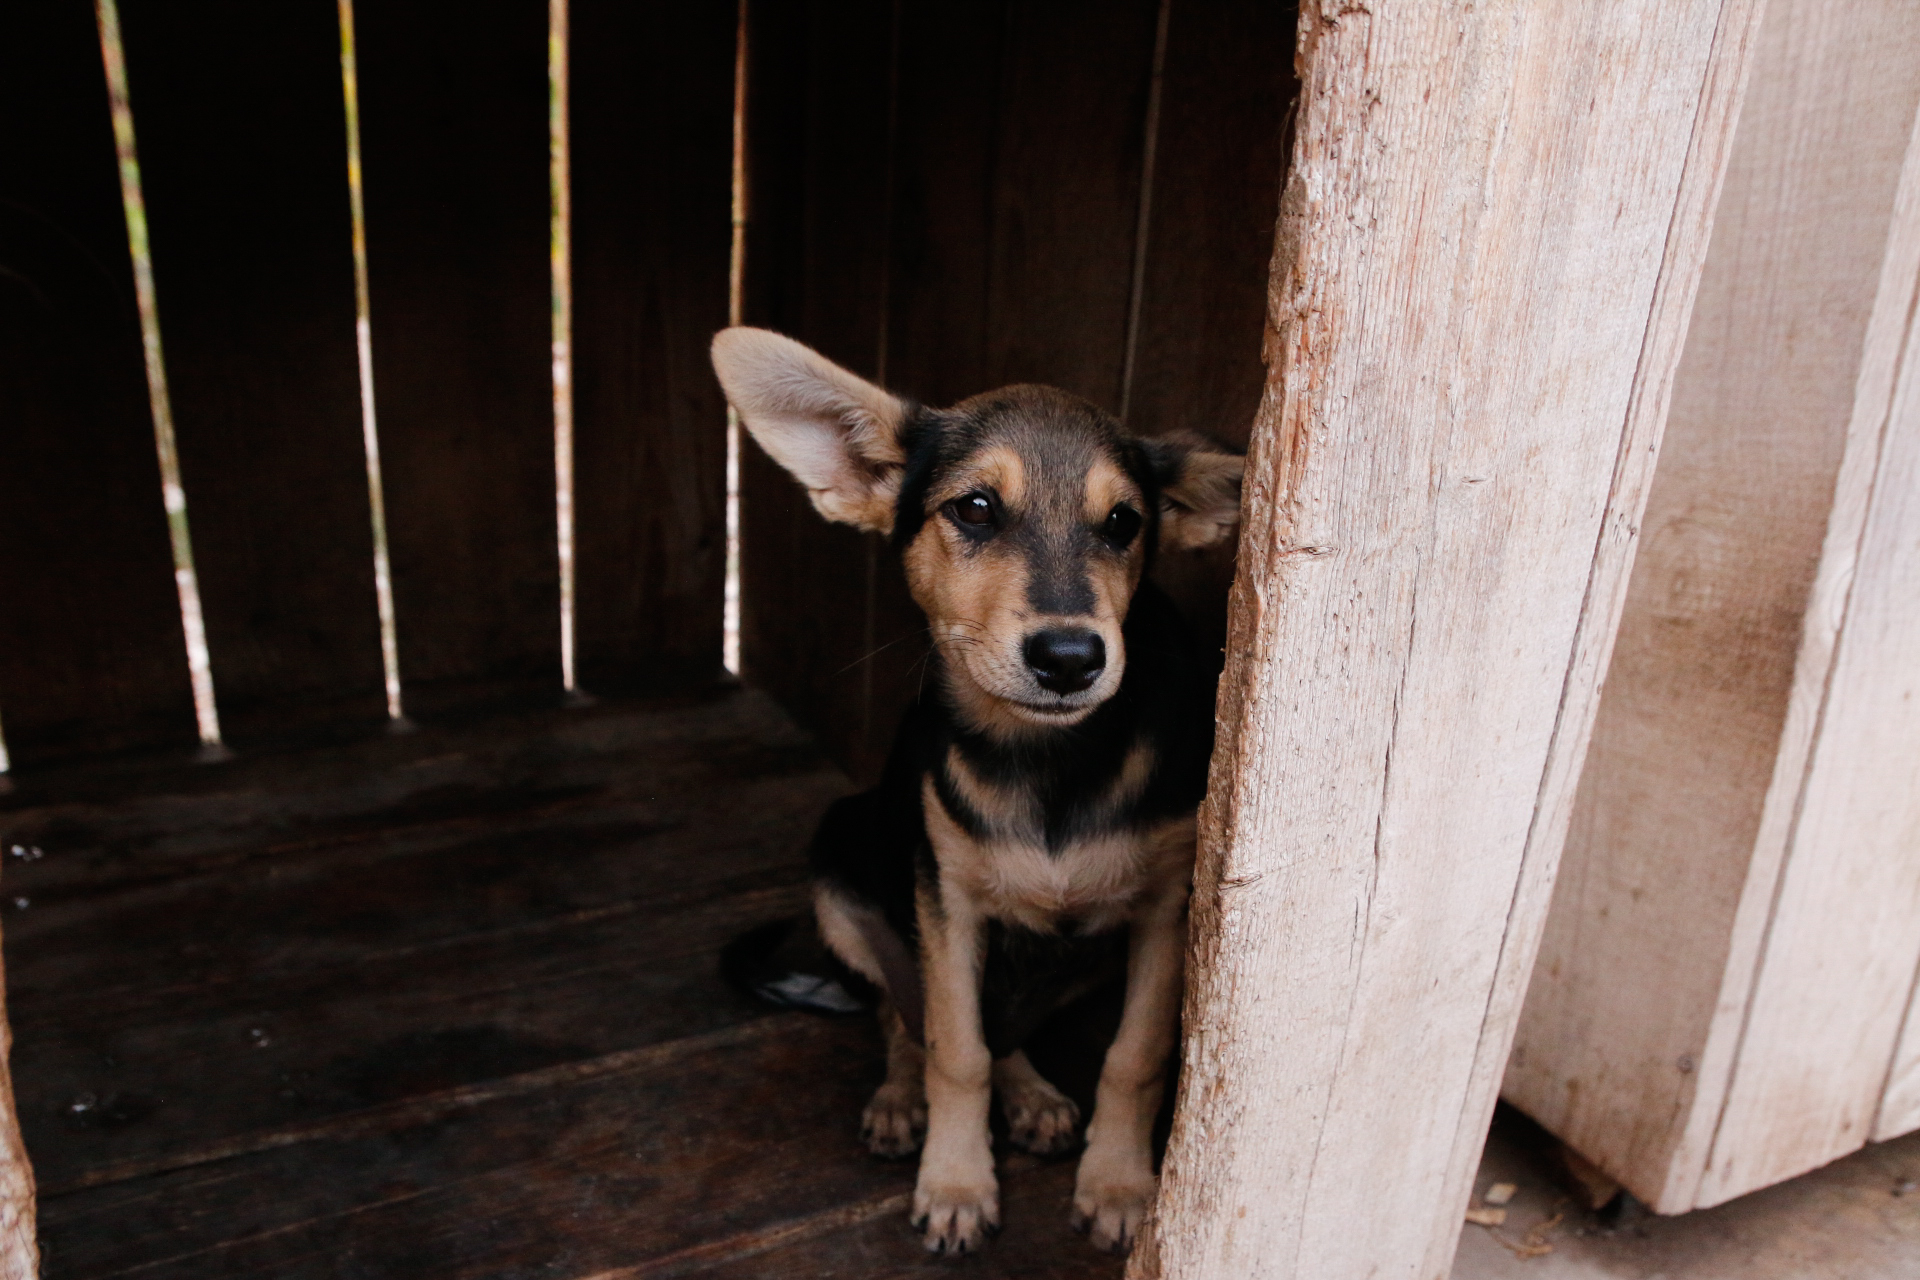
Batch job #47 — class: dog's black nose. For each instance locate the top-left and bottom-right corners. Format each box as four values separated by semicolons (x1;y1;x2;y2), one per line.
1023;628;1106;694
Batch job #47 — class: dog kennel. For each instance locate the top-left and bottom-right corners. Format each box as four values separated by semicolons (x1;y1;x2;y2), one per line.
1;0;1916;1277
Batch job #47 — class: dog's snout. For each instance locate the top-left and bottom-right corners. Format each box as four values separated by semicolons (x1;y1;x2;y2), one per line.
1023;628;1106;694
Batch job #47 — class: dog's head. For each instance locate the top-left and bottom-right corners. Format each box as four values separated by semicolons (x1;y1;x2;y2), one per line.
712;328;1243;733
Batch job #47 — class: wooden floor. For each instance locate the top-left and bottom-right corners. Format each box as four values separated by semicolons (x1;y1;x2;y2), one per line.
3;688;1125;1279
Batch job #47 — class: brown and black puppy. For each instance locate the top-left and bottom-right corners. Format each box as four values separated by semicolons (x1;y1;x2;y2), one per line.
710;328;1242;1256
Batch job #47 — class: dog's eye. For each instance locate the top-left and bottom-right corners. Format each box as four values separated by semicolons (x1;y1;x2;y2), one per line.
1103;503;1142;548
949;492;995;528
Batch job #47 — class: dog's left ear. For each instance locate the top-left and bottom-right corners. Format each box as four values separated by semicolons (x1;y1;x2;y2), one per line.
711;327;910;534
1139;432;1246;551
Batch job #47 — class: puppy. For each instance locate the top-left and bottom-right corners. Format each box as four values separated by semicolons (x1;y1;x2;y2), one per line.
711;328;1243;1255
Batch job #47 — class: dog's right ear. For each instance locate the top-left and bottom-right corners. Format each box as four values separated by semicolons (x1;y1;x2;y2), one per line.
711;327;910;534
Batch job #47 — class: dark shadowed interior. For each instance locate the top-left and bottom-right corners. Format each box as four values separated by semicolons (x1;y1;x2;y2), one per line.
0;0;1295;1273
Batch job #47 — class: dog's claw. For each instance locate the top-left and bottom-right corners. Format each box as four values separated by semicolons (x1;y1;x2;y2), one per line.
913;1176;1000;1255
1072;1169;1154;1254
1003;1085;1082;1156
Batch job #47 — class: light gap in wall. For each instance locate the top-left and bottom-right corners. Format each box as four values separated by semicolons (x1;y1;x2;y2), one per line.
551;0;578;695
96;0;224;752
337;0;406;723
723;0;747;675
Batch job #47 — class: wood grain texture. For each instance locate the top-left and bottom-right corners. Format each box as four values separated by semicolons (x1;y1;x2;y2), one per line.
1133;2;1758;1276
1505;0;1920;1213
1124;0;1294;450
116;0;388;744
1696;110;1920;1194
356;0;563;718
9;689;1123;1277
570;0;735;697
1;690;841;1195
0;931;37;1280
0;0;198;767
1881;960;1920;1140
738;0;901;783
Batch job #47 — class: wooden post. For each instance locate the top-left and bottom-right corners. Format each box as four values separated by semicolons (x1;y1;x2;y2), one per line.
0;938;36;1277
1132;2;1761;1277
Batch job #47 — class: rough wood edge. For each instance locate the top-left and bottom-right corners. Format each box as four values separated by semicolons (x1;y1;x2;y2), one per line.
0;926;39;1278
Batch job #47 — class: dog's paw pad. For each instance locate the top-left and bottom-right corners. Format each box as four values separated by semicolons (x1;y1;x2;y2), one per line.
860;1085;926;1159
1002;1081;1081;1156
913;1179;1000;1255
1071;1174;1154;1254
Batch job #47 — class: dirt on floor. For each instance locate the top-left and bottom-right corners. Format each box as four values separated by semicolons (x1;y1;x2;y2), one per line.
1451;1106;1920;1280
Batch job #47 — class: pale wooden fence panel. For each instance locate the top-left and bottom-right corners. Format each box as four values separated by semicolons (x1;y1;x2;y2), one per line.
1699;232;1920;1199
1881;957;1920;1140
1507;0;1920;1212
1131;1;1760;1276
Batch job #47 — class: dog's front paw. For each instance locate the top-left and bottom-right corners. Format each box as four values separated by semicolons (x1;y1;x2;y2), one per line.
861;1083;926;1158
911;1170;1000;1255
1001;1076;1081;1155
1070;1162;1155;1254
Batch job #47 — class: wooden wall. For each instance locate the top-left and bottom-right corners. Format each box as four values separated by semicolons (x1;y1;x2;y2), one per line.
1505;0;1920;1214
739;0;1297;782
0;0;734;767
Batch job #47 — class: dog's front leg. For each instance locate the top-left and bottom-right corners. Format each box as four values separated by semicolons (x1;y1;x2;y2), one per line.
1073;873;1188;1253
911;866;997;1254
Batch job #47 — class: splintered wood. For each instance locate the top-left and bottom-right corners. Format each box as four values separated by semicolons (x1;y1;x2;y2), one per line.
1130;1;1760;1277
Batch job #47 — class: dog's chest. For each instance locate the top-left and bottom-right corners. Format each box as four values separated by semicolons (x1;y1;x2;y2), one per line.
925;761;1192;935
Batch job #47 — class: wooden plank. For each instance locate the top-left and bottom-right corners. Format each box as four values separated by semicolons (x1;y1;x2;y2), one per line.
0;930;37;1280
0;0;198;767
570;1;735;697
355;0;563;718
1881;972;1920;1141
3;693;843;1193
39;1016;873;1278
977;0;1161;406
1123;0;1294;452
682;1161;1118;1280
113;0;387;744
41;1013;1120;1279
738;0;899;781
1505;0;1920;1212
1133;2;1760;1276
1695;135;1920;1196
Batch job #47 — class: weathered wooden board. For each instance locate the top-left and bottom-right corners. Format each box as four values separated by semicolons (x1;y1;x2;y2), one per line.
1124;0;1293;451
1695;115;1920;1196
2;691;842;1194
115;0;388;744
0;932;35;1279
1135;1;1760;1276
0;0;198;767
355;0;563;718
571;0;735;697
1881;968;1920;1141
1506;0;1920;1213
738;0;901;783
